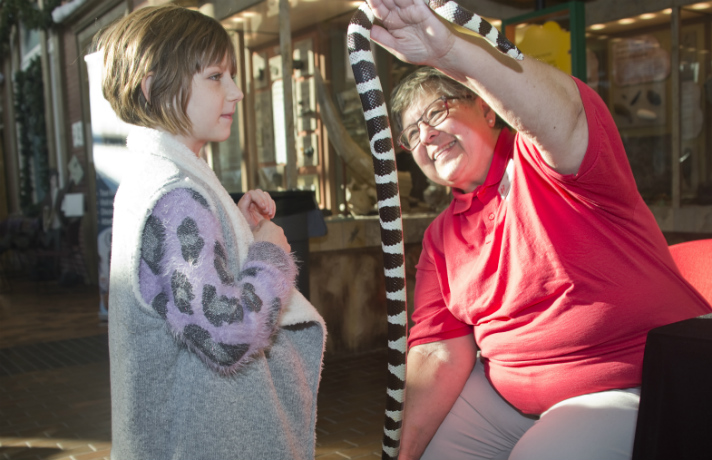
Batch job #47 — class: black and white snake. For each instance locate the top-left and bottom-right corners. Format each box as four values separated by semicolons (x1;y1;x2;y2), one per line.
346;1;523;458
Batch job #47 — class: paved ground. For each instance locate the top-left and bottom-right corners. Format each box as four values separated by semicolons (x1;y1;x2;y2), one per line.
0;279;390;459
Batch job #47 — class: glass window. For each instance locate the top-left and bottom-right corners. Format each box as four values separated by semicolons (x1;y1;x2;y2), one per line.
297;174;320;204
586;4;712;206
609;29;672;204
250;33;327;206
20;22;41;70
679;19;710;204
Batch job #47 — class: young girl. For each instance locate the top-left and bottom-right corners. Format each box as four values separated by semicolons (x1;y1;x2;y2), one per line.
97;5;325;459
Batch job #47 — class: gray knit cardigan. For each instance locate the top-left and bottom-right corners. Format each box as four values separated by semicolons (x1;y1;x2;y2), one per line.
108;126;326;460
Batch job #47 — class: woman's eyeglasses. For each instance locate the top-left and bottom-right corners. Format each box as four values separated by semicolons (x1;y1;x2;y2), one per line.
398;96;459;151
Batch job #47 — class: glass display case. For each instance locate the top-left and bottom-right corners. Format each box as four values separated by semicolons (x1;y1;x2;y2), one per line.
504;2;712;208
250;33;326;204
586;4;712;206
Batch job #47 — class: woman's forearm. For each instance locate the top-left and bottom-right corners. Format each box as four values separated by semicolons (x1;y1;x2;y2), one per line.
398;334;478;460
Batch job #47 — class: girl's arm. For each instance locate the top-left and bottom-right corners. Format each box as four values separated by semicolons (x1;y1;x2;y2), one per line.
139;187;296;374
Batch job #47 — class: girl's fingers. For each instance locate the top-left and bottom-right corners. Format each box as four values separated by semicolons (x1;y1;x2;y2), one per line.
245;189;276;219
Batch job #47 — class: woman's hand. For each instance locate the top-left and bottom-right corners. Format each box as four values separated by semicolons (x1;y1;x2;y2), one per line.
367;0;587;174
237;189;276;230
252;220;291;254
365;0;455;67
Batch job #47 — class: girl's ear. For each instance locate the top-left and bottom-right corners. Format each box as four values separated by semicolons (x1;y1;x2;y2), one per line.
141;73;154;103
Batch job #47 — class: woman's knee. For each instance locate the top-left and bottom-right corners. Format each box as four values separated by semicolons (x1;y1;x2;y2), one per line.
509;389;640;460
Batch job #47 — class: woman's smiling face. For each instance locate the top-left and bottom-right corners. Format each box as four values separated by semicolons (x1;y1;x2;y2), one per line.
402;92;500;193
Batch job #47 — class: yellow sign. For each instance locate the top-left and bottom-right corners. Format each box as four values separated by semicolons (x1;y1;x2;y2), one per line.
517;21;571;75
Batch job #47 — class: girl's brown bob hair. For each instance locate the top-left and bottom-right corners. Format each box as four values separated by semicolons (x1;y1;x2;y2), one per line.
96;4;237;135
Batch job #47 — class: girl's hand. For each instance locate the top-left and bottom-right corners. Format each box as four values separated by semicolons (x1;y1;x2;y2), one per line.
252;220;291;254
238;189;276;229
365;0;456;67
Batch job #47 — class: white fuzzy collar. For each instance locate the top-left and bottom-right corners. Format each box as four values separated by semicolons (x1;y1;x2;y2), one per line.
127;127;217;195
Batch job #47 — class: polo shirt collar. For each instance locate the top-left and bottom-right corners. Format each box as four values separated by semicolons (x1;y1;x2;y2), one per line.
452;128;515;215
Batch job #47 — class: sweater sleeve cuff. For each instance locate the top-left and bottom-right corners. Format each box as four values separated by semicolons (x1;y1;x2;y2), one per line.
247;241;298;282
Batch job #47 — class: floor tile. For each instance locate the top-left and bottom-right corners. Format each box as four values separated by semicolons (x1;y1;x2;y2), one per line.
0;278;394;459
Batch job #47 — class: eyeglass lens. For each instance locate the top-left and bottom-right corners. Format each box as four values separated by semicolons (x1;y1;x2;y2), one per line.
400;97;450;150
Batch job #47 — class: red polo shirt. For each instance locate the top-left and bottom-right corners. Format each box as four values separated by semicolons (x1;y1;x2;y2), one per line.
409;78;712;414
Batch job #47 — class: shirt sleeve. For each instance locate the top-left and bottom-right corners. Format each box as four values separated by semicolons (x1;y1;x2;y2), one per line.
517;78;641;220
408;224;473;350
138;187;297;375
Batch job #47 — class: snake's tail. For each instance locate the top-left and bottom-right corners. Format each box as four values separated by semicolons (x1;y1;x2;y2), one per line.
429;0;524;60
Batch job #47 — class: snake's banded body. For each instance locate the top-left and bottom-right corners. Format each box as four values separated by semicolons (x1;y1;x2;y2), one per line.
346;2;522;458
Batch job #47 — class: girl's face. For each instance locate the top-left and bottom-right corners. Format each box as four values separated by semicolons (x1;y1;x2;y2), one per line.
177;56;243;156
401;92;500;193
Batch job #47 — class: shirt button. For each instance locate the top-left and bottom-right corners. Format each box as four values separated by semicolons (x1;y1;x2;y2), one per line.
488;213;495;221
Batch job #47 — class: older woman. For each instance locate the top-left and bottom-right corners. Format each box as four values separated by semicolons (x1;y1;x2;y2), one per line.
364;1;712;459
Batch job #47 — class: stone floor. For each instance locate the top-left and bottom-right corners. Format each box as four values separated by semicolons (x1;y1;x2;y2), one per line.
0;278;388;459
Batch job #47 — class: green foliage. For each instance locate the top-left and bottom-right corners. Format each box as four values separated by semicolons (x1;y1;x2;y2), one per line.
1;0;59;215
14;56;48;216
0;0;61;60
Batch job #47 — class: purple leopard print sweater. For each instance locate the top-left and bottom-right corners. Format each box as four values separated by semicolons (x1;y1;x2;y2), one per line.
138;187;297;375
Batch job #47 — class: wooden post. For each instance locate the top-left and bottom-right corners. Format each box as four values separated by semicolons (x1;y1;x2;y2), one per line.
279;0;298;190
38;0;57;173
